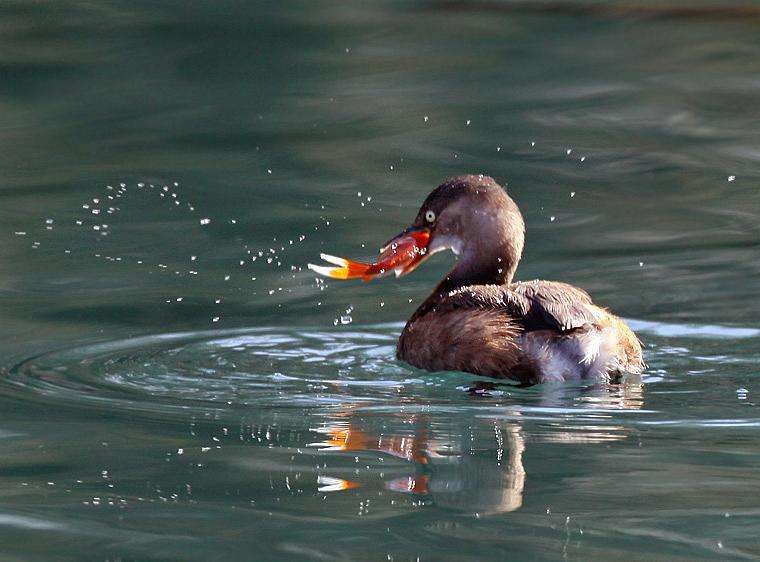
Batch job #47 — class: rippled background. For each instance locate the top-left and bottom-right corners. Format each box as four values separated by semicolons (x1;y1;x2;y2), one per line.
1;1;760;560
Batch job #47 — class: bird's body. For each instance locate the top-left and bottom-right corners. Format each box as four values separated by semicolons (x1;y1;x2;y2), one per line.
398;280;643;384
310;174;644;384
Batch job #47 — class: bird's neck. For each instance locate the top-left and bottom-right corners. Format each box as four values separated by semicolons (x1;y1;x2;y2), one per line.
435;240;521;294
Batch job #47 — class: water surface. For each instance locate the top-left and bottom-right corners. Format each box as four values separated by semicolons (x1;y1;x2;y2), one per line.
1;1;759;560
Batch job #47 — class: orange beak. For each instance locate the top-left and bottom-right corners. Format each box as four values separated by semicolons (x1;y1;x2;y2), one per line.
308;227;430;282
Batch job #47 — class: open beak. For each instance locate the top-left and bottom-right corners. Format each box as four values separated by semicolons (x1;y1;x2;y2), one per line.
308;226;430;281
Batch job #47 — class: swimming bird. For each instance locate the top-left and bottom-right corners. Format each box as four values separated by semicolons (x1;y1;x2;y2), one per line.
309;174;644;384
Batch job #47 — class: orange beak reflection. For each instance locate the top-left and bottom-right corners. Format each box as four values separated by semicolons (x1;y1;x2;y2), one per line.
308;228;430;281
317;475;360;492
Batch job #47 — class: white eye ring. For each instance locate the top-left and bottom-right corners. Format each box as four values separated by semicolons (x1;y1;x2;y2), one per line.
425;210;436;223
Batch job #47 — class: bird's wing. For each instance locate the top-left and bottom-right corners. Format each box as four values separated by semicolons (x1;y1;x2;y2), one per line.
441;281;599;333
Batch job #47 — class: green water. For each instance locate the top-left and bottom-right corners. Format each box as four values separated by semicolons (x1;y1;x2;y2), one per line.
1;2;760;560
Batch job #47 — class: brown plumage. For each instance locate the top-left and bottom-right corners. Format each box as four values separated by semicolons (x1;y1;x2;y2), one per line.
394;175;644;384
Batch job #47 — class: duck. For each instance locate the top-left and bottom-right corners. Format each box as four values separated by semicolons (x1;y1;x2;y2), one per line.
309;174;644;384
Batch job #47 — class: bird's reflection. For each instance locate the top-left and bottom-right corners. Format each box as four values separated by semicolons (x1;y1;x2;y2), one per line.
312;414;526;514
310;380;644;514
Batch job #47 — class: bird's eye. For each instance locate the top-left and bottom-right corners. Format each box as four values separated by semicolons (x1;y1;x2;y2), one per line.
425;210;436;223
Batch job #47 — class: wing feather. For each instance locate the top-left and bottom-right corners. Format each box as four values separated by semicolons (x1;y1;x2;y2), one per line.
438;280;598;334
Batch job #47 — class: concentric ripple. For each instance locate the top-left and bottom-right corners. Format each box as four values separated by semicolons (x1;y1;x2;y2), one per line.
3;319;757;424
3;324;431;416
